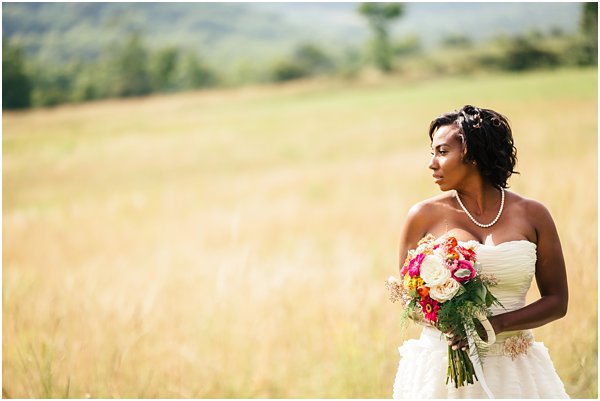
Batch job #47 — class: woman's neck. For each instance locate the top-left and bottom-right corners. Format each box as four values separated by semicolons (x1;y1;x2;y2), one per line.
454;180;500;216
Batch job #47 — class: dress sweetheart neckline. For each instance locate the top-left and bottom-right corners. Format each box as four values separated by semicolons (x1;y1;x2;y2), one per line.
459;239;537;248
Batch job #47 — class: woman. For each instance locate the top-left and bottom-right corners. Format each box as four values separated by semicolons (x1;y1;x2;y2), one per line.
392;105;569;398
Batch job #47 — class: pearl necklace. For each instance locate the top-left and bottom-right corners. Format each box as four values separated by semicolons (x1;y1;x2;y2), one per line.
455;188;505;228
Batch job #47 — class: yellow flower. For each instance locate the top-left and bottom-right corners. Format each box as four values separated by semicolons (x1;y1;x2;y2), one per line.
403;275;424;291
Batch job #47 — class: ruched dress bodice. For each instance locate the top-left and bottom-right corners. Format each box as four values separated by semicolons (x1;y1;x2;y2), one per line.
466;240;536;315
392;240;569;399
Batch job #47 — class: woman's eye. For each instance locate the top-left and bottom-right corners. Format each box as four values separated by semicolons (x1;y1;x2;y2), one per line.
438;150;448;155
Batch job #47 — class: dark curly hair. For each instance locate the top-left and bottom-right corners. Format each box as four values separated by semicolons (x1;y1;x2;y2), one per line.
428;105;518;189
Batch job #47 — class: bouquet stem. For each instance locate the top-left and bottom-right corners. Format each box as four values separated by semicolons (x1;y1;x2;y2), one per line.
447;347;477;388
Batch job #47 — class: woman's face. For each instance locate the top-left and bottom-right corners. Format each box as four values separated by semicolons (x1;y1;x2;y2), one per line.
428;124;472;191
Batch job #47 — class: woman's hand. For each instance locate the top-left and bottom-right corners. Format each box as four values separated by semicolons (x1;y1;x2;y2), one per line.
445;316;498;350
445;331;468;351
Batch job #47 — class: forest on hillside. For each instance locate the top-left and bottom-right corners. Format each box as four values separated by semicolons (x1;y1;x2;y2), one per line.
3;2;597;109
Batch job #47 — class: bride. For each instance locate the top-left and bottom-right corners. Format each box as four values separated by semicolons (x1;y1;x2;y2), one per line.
392;105;569;398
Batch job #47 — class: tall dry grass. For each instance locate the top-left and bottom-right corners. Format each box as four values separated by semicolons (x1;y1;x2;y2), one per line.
3;68;597;398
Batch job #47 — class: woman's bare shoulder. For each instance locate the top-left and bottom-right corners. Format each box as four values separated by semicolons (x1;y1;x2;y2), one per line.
407;192;455;217
404;192;455;233
508;191;552;216
507;190;556;228
400;193;455;252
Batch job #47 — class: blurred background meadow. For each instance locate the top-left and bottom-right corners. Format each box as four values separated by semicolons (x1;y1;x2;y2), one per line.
2;2;598;398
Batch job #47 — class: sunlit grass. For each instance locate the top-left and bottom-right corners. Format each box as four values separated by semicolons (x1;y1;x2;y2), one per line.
3;68;597;398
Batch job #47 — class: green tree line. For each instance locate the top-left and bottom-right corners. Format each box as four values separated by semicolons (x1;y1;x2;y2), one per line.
3;3;597;110
3;32;218;108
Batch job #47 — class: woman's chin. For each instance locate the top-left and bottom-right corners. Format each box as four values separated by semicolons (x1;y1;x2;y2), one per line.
436;182;452;192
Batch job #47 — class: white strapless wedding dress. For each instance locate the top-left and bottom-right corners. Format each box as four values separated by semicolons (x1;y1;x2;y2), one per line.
392;240;569;399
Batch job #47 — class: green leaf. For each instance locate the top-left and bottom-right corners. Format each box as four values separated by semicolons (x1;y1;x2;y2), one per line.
472;284;487;305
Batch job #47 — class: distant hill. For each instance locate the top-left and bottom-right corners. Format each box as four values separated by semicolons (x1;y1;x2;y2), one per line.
2;2;583;69
253;2;583;47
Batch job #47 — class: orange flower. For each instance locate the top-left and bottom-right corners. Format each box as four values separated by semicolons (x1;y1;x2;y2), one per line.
447;250;460;260
444;236;458;249
417;285;429;298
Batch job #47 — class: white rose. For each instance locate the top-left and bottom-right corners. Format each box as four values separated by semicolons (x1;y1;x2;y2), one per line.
419;255;450;286
430;278;461;303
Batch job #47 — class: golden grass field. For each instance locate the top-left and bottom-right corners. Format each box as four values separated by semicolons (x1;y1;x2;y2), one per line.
3;68;598;398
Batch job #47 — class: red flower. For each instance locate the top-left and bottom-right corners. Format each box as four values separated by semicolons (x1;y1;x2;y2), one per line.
420;296;440;323
456;246;476;262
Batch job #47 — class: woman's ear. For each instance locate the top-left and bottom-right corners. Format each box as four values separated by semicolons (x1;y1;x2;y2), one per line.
461;146;477;166
455;130;472;165
460;142;469;163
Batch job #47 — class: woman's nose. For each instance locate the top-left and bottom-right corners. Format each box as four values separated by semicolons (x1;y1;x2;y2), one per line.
428;155;437;170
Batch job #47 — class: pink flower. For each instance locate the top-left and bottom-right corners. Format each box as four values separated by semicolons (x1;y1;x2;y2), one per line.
452;260;476;283
420;296;440;323
407;253;426;277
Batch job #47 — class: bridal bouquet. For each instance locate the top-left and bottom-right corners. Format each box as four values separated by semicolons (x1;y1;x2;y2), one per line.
386;234;501;389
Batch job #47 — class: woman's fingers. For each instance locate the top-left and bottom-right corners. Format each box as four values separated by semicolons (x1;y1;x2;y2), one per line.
445;332;468;350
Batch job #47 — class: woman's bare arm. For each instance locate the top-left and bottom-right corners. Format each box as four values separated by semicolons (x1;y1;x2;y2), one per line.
489;200;568;334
